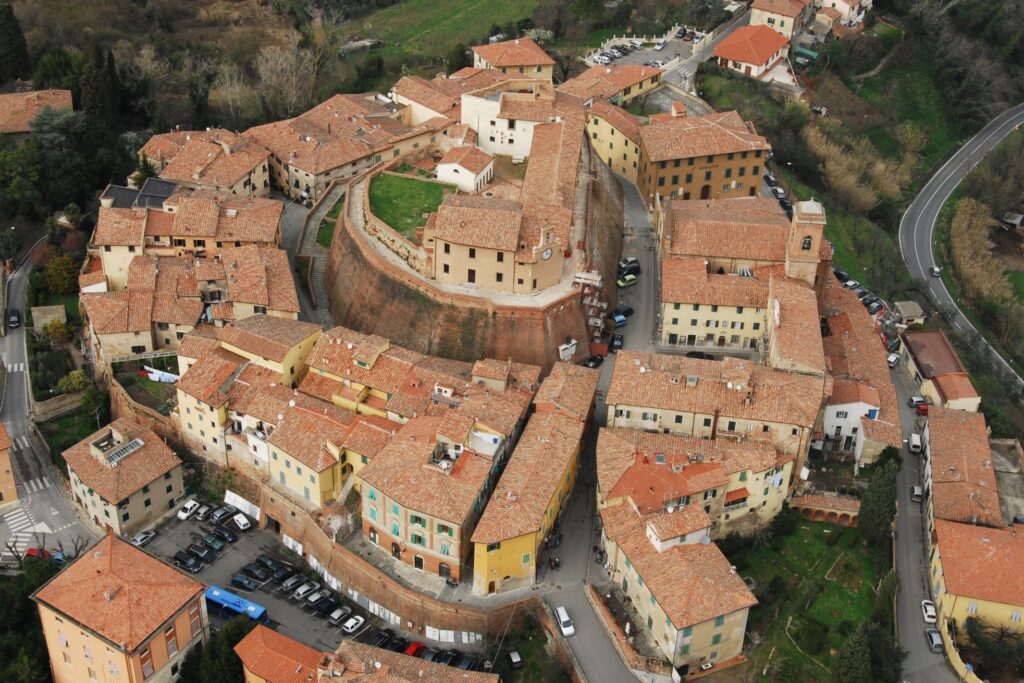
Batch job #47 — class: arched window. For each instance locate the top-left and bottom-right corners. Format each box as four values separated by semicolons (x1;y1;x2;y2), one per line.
802;236;812;250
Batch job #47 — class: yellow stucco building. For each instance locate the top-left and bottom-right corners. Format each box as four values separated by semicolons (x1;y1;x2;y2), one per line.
471;37;555;81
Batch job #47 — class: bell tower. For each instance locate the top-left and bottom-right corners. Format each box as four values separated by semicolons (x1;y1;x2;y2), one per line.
785;199;826;287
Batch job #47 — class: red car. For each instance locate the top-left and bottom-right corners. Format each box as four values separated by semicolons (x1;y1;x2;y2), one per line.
916;404;929;417
405;642;425;658
23;547;51;560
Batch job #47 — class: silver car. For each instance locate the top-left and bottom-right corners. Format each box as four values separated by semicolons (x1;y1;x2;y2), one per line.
292;581;320;601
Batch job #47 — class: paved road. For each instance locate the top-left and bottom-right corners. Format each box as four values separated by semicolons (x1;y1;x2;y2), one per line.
889;367;959;683
899;102;1024;393
0;266;95;562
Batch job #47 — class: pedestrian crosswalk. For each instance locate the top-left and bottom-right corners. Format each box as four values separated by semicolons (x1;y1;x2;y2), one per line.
1;504;39;557
9;435;31;453
5;362;24;372
21;477;50;493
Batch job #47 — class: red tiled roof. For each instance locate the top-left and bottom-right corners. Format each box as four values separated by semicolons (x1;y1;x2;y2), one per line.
714;25;789;66
235;625;327;683
0;89;72;134
934;520;1024;607
472;37;554;67
928;408;1002;527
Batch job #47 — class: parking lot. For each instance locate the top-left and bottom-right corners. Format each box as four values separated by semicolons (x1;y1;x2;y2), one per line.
588;29;703;69
141;503;497;673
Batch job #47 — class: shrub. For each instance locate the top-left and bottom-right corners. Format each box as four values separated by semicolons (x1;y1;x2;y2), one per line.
797;617;829;654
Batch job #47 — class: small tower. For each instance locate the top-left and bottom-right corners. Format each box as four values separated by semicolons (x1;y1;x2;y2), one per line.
784;199;826;287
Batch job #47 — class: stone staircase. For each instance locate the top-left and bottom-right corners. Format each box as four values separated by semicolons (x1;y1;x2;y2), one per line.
298;184;346;320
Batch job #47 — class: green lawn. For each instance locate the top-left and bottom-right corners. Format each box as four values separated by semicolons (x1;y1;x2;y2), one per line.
316;218;336;248
344;0;542;59
369;174;452;241
43;292;81;324
734;522;878;681
1009;271;1024;302
488;622;571;683
39;410;99;474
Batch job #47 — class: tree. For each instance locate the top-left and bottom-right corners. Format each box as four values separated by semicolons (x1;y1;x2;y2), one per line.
45;254;78;294
864;620;905;683
32;47;83;91
44;320;75;346
255;46;314;120
0;228;19;263
135;153;157;184
80;44;117;124
62;202;82;229
832;622;874;683
29;242;55;269
0;4;31;83
184;616;256;683
858;459;899;571
683;0;728;30
56;370;88;394
304;11;345;98
446;43;471;72
80;383;110;428
965;616;1024;676
570;0;603;27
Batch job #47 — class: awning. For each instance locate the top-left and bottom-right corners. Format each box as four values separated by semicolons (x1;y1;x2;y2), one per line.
725;487;749;503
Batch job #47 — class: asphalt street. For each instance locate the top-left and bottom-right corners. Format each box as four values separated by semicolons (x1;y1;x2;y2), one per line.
0;265;95;562
899;102;1024;394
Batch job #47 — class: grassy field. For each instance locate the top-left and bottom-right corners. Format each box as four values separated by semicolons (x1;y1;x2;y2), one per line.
1009;271;1024;302
369;174;452;240
488;622;571;683
42;293;81;324
40;410;98;473
344;0;542;60
736;522;878;681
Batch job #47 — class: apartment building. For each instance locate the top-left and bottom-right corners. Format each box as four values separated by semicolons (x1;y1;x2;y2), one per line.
750;0;814;39
64;418;184;535
0;89;72;144
471;36;555;81
244;93;451;200
471;362;599;595
597;428;793;537
390;68;517;125
714;25;790;79
33;534;208;683
599;479;756;673
459;80;581;158
586;101;643;182
605;352;825;476
818;274;902;466
93;190;283;288
901;329;981;412
635;110;771;201
0;423;17;508
140;129;272;196
557;64;663;104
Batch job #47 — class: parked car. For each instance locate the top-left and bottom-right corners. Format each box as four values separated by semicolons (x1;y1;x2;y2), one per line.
455;653;480;670
610;313;627;329
187;543;214;564
231;574;258;592
200;534;225;552
916;403;929;417
209;505;238;524
650;59;666;68
925;628;943;653
257;554;284;574
763;172;779;187
305;590;329;607
779;197;793;212
328;606;353;626
832;268;849;282
555;606;575;637
861;295;878;307
887;353;900;368
194;504;213;522
292;581;321;601
7;309;20;328
867;301;883;314
654;39;666;51
909;433;923;453
173;551;202;574
370;630;394;649
129;530;157;547
341;615;365;634
24;547;52;561
618;261;641;277
929;266;942;277
315;597;340;617
387;637;410;653
685;351;714;360
437;650;461;666
421;647;441;662
281;573;305;592
610;333;624;353
612;305;635;318
843;279;860;289
681;31;693;41
232;513;251;531
629;39;644;49
593;54;611;65
272;566;296;584
675;28;687;38
618;256;640;272
607;47;623;57
616;273;638;288
911;486;924;504
853;287;869;299
770;186;786;200
213;525;237;544
405;642;426;658
907;396;928;407
177;499;200;521
242;563;271;582
582;355;604;369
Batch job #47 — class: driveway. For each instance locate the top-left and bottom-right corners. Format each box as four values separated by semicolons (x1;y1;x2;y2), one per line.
899;103;1024;394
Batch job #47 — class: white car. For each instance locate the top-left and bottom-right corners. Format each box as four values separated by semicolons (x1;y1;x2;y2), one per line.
887;353;900;368
232;513;251;531
651;60;666;68
177;499;200;521
341;614;365;634
843;279;860;289
130;530;157;547
770;186;787;200
929;266;942;277
594;55;611;65
654;39;666;51
921;600;937;624
292;581;321;601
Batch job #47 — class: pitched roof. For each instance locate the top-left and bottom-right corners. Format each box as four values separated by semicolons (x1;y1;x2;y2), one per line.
531;361;601;421
162;190;282;244
472;37;554;67
606;352;824;431
829;379;880;407
713;25;789;66
62;419;182;504
0;89;73;134
438;146;493;175
666;198;790;261
928;408;1002;527
934;520;1024;607
221;245;301;313
267;403;359;473
768;275;826;374
661;258;769;307
752;0;809;17
0;422;11;451
588;100;642;144
217;315;322;363
431;195;523;251
177;326;221;360
934;373;978;402
557;64;663;101
235;625;327;683
325;640;499;681
81;291;153;335
142;129;270;189
601;502;757;628
638;111;770;162
176;347;248;405
94;207;148;246
471;412;585;543
33;534;203;652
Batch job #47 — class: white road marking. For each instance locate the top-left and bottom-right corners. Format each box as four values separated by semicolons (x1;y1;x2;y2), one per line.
5;363;23;372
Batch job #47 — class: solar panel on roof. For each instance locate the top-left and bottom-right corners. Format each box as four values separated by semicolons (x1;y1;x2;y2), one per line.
106;438;144;466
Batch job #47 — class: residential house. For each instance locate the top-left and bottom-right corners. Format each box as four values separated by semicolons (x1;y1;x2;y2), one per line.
471;362;599;595
390;68;515;125
557;64;663;104
819;0;873;22
713;25;790;79
80;290;158;368
0;89;73;144
471;37;555;81
605;352;825;477
33;534;208;683
635;110;771;202
244;93;451;200
929;520;1024;659
0;423;16;508
750;0;814;39
818;274;902;466
64;418;184;535
586;100;643;182
234;625;327;683
901;329;980;412
140;129;272;196
435;146;494;193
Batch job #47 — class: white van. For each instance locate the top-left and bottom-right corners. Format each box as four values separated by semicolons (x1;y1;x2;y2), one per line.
654;39;666;51
909;433;922;453
555;606;575;637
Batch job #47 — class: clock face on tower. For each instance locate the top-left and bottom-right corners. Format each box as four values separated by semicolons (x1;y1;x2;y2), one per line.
541;248;553;261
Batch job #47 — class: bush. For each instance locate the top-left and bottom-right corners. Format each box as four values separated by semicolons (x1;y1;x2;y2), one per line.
770;505;800;537
55;369;88;394
797;617;829;654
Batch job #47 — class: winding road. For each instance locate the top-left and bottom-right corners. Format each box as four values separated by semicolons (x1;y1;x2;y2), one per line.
898;102;1024;393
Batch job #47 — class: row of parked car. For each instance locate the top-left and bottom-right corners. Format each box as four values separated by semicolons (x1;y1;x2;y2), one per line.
762;172;794;218
593;39;645;65
833;268;887;316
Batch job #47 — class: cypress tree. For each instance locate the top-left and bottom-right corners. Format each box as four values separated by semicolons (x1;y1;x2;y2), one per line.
0;4;31;82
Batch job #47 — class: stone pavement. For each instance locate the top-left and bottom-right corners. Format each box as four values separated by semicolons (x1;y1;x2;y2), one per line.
295;187;341;326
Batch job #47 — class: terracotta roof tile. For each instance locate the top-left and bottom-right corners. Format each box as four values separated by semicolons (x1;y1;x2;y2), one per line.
934;520;1024;607
768;276;826;373
33;534;203;652
0;89;72;134
928;408;1002;527
234;625;327;683
62;418;182;504
267;403;359;473
217;315;322;363
472;37;554;67
431;195;523;251
666;198;790;261
94;207;148;246
531;361;600;421
661;258;768;307
177;347;248;405
164;191;282;244
588;101;642;144
438;146;493;175
934;373;977;402
177;326;221;360
558;64;663;101
751;0;809;17
82;291;153;334
713;25;789;66
829;379;880;407
638;111;770;162
326;640;499;681
221;245;300;313
142;129;270;189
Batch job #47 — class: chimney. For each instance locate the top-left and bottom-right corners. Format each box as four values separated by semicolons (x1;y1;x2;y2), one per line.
671;101;686;118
